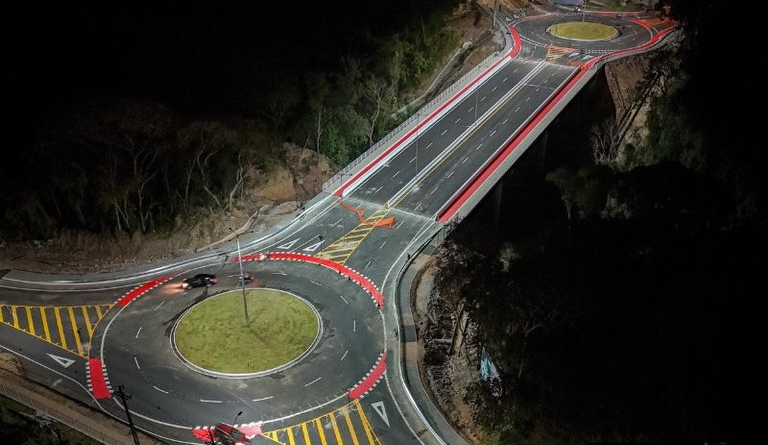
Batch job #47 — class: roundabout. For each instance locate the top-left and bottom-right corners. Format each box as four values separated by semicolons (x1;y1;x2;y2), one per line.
92;253;387;438
172;288;322;376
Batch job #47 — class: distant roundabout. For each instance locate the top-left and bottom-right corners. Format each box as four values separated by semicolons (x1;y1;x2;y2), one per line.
172;288;322;377
547;21;619;41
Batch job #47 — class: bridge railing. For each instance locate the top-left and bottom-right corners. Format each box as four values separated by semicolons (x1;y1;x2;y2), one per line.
322;46;506;193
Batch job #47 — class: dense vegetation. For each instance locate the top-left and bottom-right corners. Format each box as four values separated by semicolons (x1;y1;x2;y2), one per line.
436;2;761;443
0;395;99;445
2;1;464;239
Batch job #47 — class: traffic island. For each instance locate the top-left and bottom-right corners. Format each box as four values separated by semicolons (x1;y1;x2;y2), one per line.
547;21;619;41
172;289;321;377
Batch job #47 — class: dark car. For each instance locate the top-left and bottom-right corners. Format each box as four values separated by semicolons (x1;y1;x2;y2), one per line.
181;273;218;289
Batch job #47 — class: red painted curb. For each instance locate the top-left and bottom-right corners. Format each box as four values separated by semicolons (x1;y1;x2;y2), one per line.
509;27;522;58
88;358;111;399
438;67;585;223
116;275;174;307
348;353;387;399
248;252;384;309
438;25;675;223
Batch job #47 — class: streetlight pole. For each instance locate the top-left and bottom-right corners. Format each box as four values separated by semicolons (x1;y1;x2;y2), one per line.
228;228;249;327
232;410;243;427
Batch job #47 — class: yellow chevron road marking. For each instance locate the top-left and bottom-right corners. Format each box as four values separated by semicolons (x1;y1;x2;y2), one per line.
315;418;328;445
353;399;379;445
40;307;51;342
0;303;114;358
318;206;393;265
260;400;382;445
54;307;67;349
330;412;344;444
26;307;35;335
545;45;575;63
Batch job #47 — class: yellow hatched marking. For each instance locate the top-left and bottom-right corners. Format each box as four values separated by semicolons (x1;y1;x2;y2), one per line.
11;306;20;329
0;306;4;323
39;308;52;342
546;46;574;62
314;419;328;445
54;308;67;349
82;307;94;338
25;306;35;335
354;399;378;445
301;422;311;444
287;426;296;445
318;203;393;265
329;412;344;445
95;305;104;319
341;407;361;445
262;430;285;444
67;307;83;356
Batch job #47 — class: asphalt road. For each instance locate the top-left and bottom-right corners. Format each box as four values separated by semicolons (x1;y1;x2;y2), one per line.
0;9;675;445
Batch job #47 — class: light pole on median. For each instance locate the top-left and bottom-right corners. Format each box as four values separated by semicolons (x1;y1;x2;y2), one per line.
228;227;249;327
232;410;243;427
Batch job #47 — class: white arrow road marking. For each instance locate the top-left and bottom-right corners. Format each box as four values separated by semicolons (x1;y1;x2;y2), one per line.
47;353;75;368
371;401;390;427
303;240;323;252
278;238;300;249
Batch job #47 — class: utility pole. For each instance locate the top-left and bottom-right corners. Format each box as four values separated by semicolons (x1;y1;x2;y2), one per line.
115;385;141;445
228;228;250;327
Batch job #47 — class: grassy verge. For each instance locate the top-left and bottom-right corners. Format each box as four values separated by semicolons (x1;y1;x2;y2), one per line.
175;289;319;374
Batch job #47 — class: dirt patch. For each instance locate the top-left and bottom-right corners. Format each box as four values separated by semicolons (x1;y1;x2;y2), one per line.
412;250;485;444
0;145;329;275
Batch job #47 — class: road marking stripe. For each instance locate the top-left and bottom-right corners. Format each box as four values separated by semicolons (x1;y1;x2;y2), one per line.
40;307;51;342
287;426;296;445
11;306;19;329
342;407;361;445
95;305;103;319
54;308;67;349
301;423;311;445
330;412;344;445
67;307;83;356
314;419;328;445
354;399;377;445
82;307;94;338
25;306;35;335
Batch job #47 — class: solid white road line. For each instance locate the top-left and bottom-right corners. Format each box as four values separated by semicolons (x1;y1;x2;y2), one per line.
134;357;141;370
153;386;169;394
339;295;349;305
135;327;142;339
340;349;349;361
252;396;274;402
304;377;322;387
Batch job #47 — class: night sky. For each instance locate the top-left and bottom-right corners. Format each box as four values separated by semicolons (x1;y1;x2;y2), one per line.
3;1;424;159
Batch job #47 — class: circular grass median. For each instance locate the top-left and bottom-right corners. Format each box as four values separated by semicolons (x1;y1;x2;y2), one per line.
174;289;320;375
547;21;618;41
